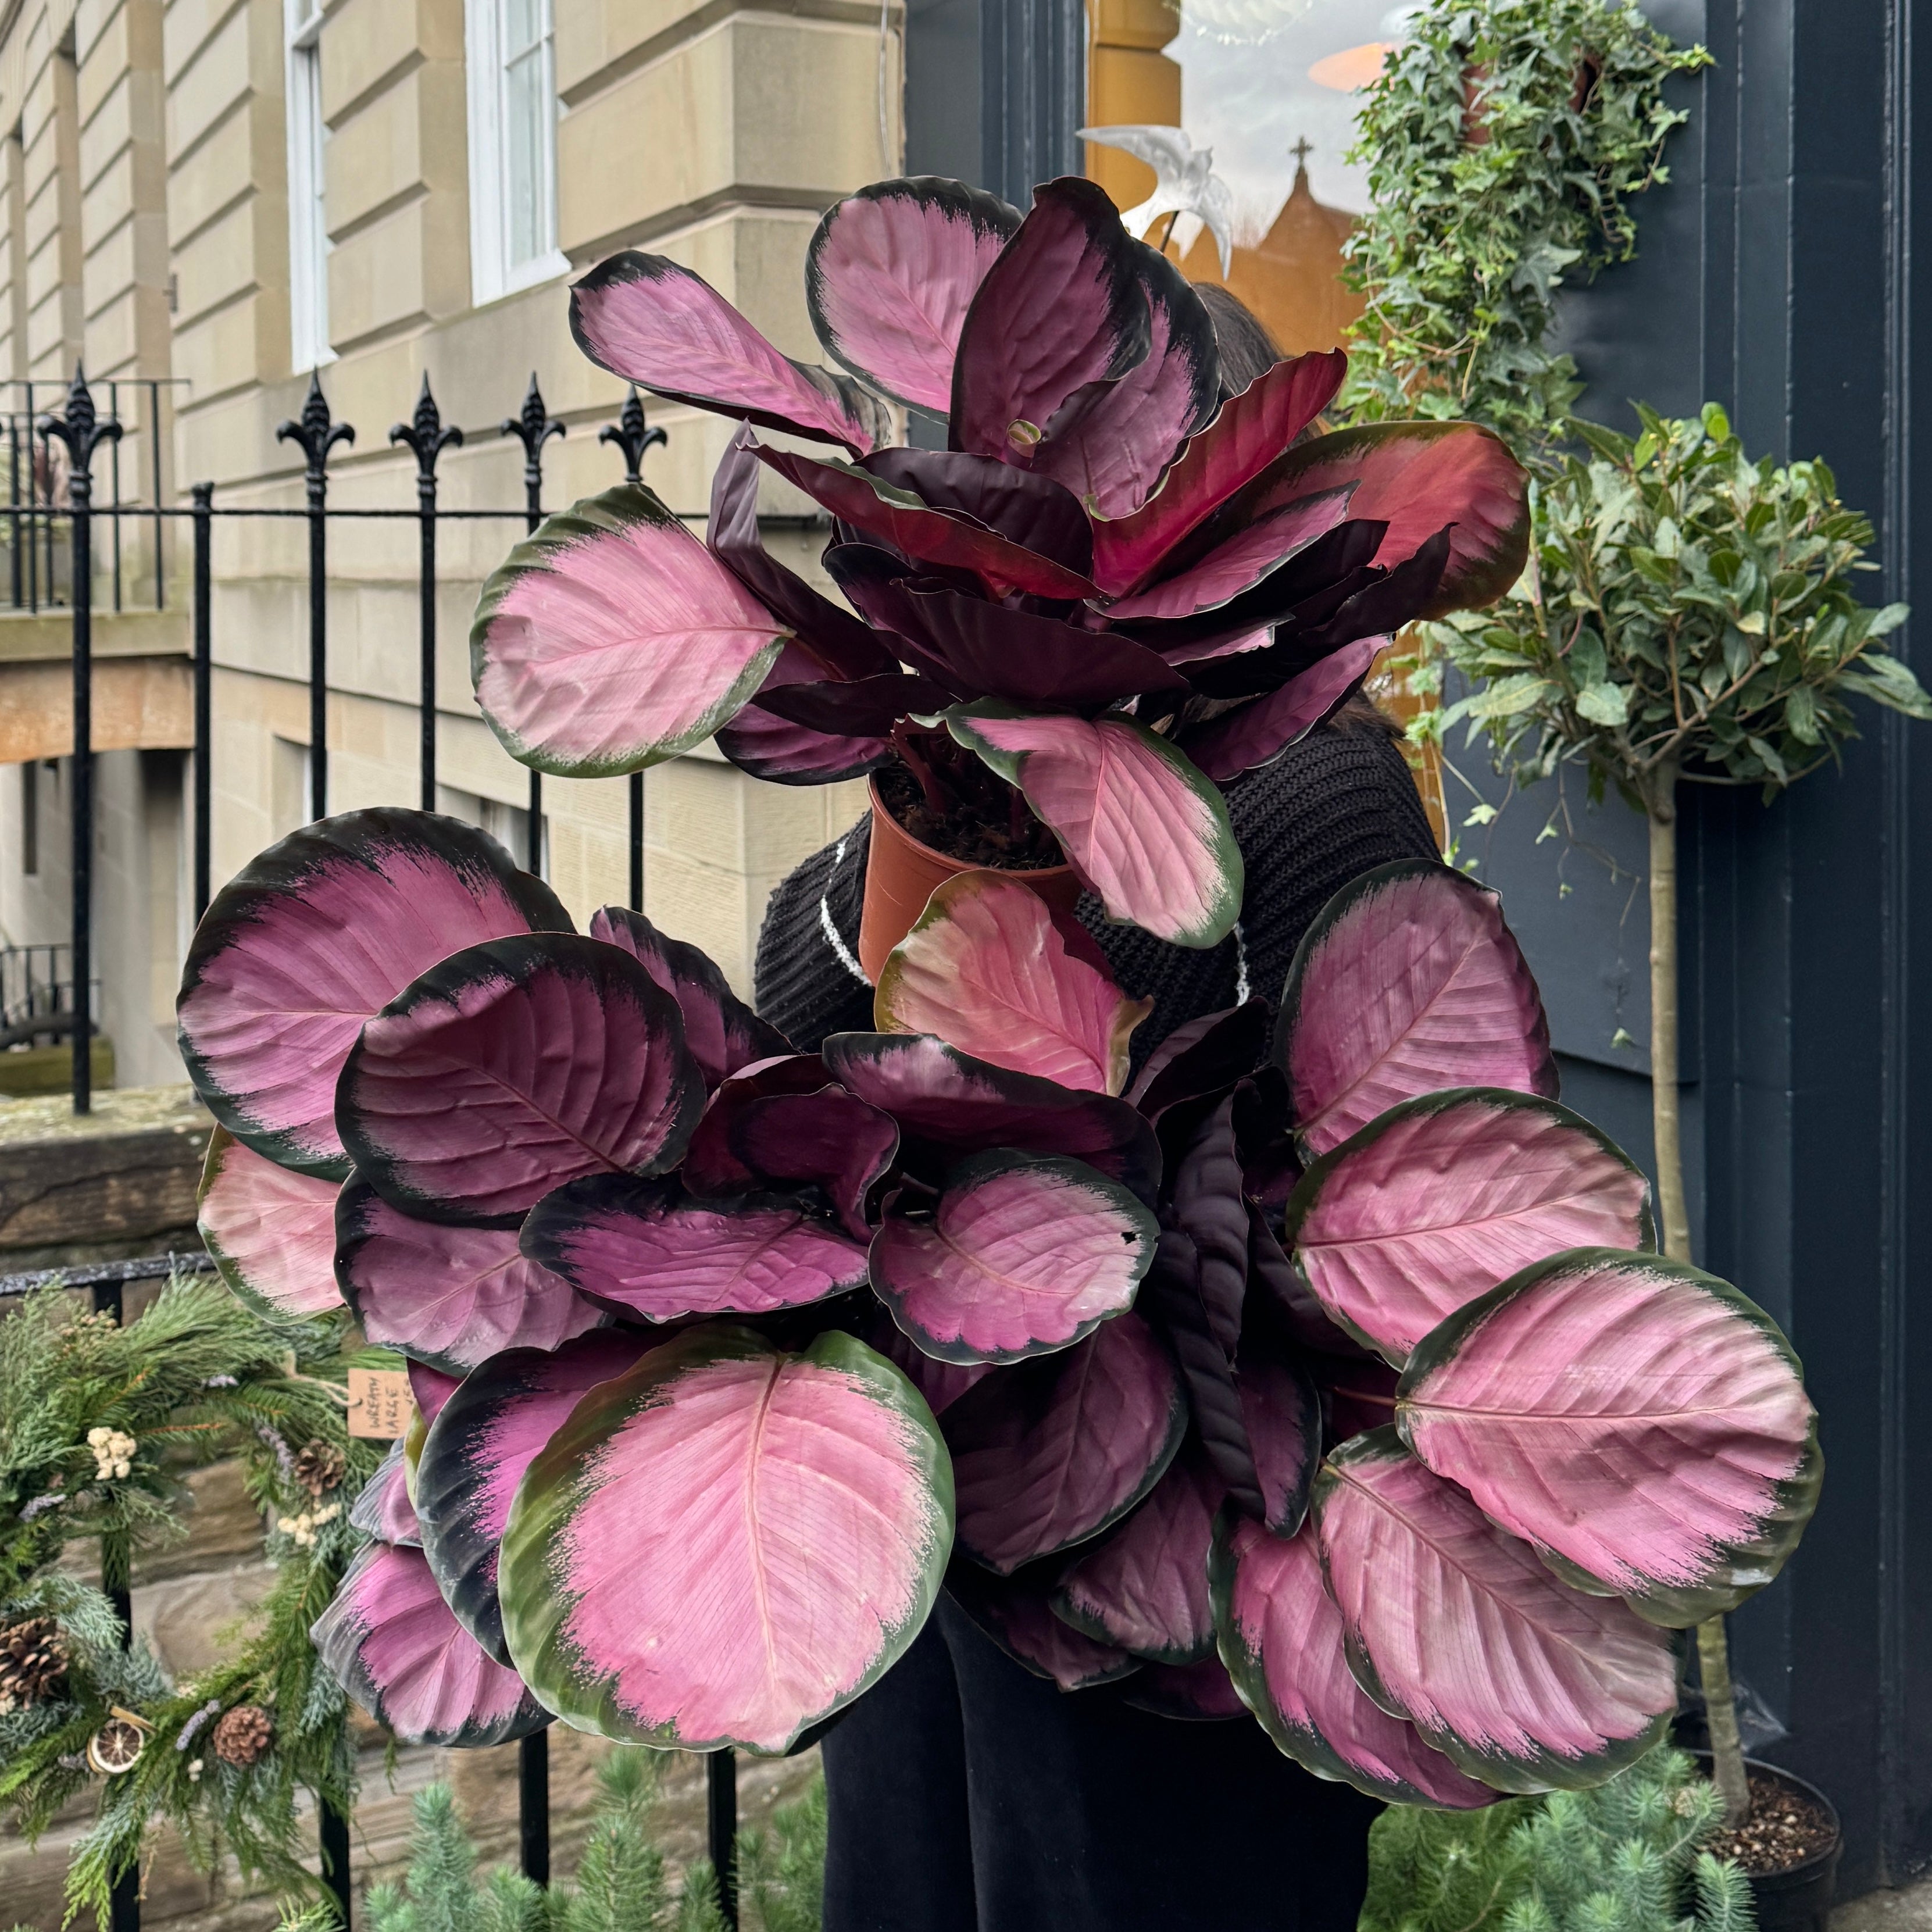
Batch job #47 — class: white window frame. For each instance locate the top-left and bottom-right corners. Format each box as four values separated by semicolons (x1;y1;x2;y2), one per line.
466;0;568;306
284;0;333;370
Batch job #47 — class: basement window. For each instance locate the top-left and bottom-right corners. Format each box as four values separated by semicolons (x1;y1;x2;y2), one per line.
466;0;567;305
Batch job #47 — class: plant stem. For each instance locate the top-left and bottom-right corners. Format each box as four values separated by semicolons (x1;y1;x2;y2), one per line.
1698;1617;1752;1827
1649;762;1748;1829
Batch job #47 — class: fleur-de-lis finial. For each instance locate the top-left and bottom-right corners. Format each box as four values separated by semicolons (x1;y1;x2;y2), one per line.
501;373;566;526
37;363;122;489
276;371;356;479
600;386;667;485
390;373;464;487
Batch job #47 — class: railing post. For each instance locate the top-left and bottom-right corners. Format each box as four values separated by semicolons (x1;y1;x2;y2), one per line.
320;1798;352;1927
276;375;354;822
600;388;667;918
709;1750;738;1927
500;374;564;874
390;376;463;812
40;367;122;1116
191;483;213;921
150;380;165;613
518;1723;550;1887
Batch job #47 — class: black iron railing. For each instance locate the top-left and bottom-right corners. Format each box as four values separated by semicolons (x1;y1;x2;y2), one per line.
15;363;767;1927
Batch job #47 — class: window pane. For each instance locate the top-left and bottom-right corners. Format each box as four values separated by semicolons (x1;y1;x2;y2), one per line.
503;42;547;267
504;0;541;56
1085;0;1394;355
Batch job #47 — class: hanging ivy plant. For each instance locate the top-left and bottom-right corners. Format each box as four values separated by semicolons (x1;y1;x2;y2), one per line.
1341;0;1711;455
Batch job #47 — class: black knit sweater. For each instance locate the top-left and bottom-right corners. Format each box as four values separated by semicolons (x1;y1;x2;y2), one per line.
753;717;1440;1066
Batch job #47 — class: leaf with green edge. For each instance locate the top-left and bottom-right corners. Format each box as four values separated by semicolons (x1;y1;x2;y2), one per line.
198;1125;343;1316
1395;1248;1821;1628
337;933;705;1226
945;1559;1142;1691
1312;1429;1678;1794
945;703;1242;948
1282;1089;1654;1367
876;868;1152;1095
870;1149;1158;1365
1277;860;1556;1156
499;1325;953;1754
470;484;788;779
1210;1513;1497;1808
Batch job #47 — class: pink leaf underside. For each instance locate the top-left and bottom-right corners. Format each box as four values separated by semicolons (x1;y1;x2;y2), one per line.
1089;350;1348;597
340;934;702;1224
1288;1093;1652;1365
871;1151;1155;1363
951;712;1240;947
944;1309;1184;1573
1102;488;1352;620
1026;268;1219;519
949;1566;1140;1690
337;1183;603;1371
876;869;1149;1094
1397;1254;1817;1623
502;1331;950;1753
177;810;565;1176
1217;1517;1495;1806
950;178;1151;463
1121;1654;1249;1720
523;1176;871;1320
819;1033;1161;1203
1240;1348;1320;1535
588;904;788;1089
1185;638;1385;785
474;491;786;776
570;253;876;452
414;1330;652;1663
683;1080;898;1241
1055;1447;1222;1661
1248;422;1530;617
312;1540;544;1747
759;447;1094;599
349;1441;422;1546
806;179;1018;413
1315;1433;1677;1792
198;1129;342;1315
1284;863;1556;1156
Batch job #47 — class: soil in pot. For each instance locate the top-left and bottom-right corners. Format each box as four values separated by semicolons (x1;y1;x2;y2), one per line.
874;762;1065;871
1693;1756;1842;1932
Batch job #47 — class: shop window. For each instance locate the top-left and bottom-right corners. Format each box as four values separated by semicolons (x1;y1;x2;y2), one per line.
285;0;333;371
466;0;567;305
1084;0;1404;352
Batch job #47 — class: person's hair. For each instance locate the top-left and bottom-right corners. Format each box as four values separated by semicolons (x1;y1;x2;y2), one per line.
1197;284;1282;399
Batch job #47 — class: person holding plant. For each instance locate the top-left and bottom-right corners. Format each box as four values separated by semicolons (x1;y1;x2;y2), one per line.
752;296;1446;1932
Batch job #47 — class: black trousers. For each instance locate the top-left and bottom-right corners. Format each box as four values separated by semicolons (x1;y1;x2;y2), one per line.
822;1598;1382;1932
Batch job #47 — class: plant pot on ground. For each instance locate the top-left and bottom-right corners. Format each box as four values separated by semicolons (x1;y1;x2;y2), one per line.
1692;1755;1842;1932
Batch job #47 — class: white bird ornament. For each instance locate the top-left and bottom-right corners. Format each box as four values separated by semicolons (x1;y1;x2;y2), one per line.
1078;124;1238;278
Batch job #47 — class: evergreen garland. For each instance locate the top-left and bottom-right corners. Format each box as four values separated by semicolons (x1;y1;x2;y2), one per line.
1341;0;1710;455
1364;1747;1754;1932
0;1273;385;1925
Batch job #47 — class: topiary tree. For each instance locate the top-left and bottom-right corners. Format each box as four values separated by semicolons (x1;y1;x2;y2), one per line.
1422;402;1931;1820
1342;0;1710;459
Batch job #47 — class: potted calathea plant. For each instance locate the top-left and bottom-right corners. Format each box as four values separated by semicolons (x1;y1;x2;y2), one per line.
1425;403;1926;1892
177;181;1819;1815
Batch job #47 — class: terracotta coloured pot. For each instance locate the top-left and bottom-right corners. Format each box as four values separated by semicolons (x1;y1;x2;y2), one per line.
856;777;1081;984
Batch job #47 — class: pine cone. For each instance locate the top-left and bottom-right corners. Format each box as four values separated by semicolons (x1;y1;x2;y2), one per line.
212;1703;274;1767
0;1616;69;1712
292;1440;348;1498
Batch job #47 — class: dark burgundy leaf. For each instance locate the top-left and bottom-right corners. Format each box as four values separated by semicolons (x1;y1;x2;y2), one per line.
862;449;1094;573
1119;1654;1248;1720
716;642;892;784
707;428;898;681
752;672;953;737
944;1309;1187;1573
589;903;790;1090
821;1031;1162;1205
867;1307;999;1416
1181;637;1384;783
1247;1202;1366;1358
1237;1327;1322;1535
1126;1002;1270;1119
683;1074;899;1240
947;1560;1142;1690
951;177;1152;463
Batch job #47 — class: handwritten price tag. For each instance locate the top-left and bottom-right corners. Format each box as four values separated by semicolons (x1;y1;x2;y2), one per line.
347;1369;417;1441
